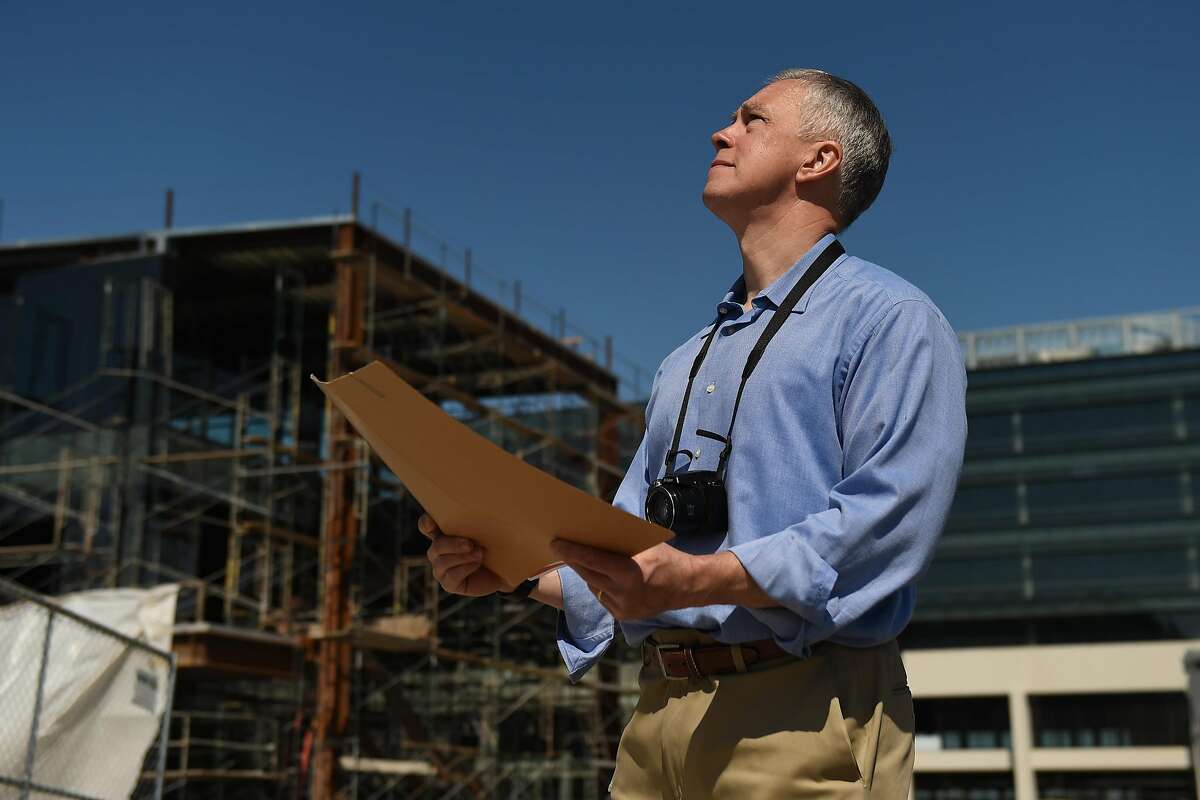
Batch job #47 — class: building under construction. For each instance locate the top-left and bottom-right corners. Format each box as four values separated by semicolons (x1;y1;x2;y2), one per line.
12;183;1200;800
0;183;649;799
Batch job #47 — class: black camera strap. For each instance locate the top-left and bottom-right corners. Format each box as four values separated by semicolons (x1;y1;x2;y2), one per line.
664;313;721;475
664;238;846;477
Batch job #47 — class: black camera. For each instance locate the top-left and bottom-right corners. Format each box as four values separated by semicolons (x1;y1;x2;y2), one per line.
645;469;728;536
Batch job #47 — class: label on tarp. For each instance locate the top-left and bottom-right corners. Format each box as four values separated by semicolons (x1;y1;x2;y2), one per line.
133;669;158;712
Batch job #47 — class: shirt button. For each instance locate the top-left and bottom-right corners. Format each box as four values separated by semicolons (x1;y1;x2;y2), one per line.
705;383;715;393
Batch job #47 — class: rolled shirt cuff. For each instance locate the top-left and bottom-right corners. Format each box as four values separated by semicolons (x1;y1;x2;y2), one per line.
727;533;838;624
555;566;615;682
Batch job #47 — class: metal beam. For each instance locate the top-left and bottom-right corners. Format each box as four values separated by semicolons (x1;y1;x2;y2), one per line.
439;363;555;392
0;387;101;433
314;232;365;799
411;331;500;361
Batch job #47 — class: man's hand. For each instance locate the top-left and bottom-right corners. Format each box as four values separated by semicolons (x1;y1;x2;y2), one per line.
550;540;706;620
419;513;510;597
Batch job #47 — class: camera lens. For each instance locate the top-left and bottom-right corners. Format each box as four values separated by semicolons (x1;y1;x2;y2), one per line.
645;486;674;528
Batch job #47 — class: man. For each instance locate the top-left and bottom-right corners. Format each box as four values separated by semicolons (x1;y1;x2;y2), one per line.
421;68;967;798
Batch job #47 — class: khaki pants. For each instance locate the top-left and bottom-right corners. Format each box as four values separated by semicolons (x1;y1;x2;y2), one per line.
609;630;915;799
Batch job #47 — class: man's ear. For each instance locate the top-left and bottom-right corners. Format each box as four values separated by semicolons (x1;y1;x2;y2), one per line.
795;140;842;185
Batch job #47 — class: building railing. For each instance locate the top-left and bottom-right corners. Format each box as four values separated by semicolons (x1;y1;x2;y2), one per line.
958;306;1200;370
365;199;654;399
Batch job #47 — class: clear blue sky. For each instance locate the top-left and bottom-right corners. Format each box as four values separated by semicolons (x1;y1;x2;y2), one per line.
4;1;1198;395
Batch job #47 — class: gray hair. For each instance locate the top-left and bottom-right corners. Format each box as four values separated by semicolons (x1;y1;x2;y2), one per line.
767;68;892;229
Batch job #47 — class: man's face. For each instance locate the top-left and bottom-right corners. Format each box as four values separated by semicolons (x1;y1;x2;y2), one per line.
702;80;813;218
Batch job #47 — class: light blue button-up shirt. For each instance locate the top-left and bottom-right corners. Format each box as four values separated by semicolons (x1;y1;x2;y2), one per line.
556;234;968;682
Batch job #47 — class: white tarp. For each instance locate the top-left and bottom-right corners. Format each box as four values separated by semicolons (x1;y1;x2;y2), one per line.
0;584;177;799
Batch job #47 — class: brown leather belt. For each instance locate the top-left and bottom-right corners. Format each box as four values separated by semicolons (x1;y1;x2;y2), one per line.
643;637;794;679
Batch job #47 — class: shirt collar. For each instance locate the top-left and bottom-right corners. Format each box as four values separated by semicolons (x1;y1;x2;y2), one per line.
715;233;842;318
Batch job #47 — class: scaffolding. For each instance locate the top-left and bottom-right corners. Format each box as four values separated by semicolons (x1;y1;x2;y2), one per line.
0;179;648;799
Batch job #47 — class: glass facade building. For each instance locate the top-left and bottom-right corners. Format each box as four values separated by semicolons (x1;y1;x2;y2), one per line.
899;309;1200;799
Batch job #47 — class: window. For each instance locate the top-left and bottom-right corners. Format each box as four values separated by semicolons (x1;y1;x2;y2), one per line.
1031;693;1189;748
947;484;1018;532
914;773;1014;800
1021;399;1175;453
967;412;1015;456
914;697;1010;752
1030;545;1191;598
1037;770;1194;800
26;308;72;399
1025;472;1182;525
921;555;1025;604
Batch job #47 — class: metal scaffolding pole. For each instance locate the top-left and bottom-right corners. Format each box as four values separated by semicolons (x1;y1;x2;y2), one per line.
314;223;366;799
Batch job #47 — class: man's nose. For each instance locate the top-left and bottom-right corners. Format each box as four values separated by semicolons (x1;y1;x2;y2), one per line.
711;126;734;150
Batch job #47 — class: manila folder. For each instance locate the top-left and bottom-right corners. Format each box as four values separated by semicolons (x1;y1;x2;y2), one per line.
311;361;672;587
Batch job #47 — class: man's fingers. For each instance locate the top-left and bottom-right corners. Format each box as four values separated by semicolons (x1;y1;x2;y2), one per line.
417;513;442;540
469;567;511;596
552;540;633;579
569;563;618;593
431;550;483;581
429;535;478;559
425;528;489;592
443;561;482;592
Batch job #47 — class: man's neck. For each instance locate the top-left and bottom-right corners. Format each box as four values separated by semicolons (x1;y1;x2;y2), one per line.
736;211;836;310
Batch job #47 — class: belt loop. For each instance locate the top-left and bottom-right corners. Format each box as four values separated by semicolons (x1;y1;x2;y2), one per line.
684;647;703;678
731;643;747;673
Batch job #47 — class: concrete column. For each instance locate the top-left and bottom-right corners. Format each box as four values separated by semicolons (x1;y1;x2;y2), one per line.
1008;690;1036;800
1183;651;1200;799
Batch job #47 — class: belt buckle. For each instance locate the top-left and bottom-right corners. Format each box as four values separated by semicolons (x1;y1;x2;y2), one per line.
652;643;690;680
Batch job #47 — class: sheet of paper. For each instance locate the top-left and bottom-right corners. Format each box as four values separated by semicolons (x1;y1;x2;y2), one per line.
312;361;672;586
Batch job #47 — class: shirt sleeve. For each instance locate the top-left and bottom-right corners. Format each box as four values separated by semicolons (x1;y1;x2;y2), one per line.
555;425;655;682
727;299;967;635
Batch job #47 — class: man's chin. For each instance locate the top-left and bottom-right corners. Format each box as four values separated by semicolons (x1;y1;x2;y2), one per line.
702;186;738;214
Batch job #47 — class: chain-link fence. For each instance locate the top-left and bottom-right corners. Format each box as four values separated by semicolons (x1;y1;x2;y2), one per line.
0;578;176;800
